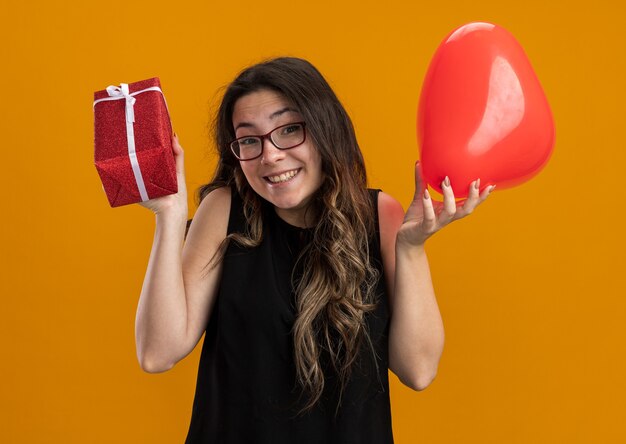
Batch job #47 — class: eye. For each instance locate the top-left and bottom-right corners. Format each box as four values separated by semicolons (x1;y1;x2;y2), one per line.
279;124;302;135
239;137;260;146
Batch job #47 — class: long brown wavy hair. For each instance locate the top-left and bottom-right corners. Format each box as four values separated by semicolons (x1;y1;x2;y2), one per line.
196;57;380;414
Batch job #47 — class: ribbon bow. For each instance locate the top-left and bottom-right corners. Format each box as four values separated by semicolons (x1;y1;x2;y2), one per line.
106;83;136;123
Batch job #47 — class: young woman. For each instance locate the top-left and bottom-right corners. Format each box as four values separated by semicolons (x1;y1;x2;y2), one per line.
135;57;493;443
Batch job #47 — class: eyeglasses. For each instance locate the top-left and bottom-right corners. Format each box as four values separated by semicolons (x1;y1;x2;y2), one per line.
229;122;307;161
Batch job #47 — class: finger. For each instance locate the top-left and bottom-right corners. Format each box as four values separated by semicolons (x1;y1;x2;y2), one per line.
457;178;481;217
422;189;437;232
439;176;457;224
482;184;496;199
411;161;425;204
171;132;186;176
172;131;184;153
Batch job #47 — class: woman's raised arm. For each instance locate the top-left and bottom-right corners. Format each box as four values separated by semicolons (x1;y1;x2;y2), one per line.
379;162;494;390
134;133;231;372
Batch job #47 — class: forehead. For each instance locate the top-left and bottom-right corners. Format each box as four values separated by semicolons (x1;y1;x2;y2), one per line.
232;89;298;127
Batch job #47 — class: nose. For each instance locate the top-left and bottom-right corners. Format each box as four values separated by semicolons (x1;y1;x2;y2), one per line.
260;137;285;164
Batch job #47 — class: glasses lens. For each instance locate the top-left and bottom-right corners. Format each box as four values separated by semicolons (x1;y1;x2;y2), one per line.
271;123;305;149
232;137;262;160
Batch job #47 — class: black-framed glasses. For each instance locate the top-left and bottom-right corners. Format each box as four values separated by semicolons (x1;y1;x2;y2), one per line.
229;122;307;161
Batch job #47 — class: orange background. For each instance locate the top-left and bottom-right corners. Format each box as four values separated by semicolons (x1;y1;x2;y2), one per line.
2;0;625;442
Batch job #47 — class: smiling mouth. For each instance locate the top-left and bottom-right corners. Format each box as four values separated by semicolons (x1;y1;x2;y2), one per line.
264;168;301;184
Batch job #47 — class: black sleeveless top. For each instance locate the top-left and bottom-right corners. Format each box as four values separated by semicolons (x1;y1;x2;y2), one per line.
185;188;394;443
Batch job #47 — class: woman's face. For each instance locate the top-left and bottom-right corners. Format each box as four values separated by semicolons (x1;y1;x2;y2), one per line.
232;89;324;227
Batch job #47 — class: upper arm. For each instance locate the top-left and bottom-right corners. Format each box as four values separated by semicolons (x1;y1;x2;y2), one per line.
178;186;231;360
377;191;405;313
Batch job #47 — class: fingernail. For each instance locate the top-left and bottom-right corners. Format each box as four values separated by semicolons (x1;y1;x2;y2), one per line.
423;189;430;200
475;178;480;190
489;185;496;193
444;176;450;187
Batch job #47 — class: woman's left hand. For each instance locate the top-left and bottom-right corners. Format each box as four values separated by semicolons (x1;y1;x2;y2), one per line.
396;161;495;248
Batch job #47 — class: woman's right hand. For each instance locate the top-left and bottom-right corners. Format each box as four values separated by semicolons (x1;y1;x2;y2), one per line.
138;132;189;218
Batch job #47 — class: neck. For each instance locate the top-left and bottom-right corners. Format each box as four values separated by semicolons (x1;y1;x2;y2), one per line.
274;205;318;228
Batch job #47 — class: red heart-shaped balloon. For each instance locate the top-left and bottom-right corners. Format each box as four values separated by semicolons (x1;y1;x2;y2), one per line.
417;22;555;199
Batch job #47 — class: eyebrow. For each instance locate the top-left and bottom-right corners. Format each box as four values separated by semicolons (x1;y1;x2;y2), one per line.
234;107;299;131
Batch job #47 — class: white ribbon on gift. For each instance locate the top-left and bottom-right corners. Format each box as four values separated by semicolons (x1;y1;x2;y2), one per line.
93;83;169;202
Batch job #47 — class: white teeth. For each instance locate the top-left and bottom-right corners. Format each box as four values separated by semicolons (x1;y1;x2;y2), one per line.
267;169;299;183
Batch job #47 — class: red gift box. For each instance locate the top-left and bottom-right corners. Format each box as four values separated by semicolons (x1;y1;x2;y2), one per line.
93;77;177;207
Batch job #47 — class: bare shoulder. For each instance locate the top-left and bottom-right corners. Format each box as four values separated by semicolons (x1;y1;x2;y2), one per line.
194;185;231;225
377;191;405;236
184;186;232;264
